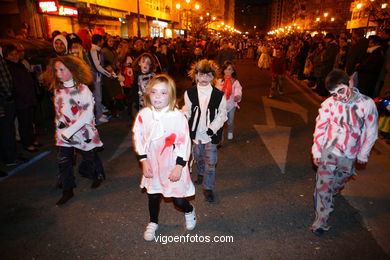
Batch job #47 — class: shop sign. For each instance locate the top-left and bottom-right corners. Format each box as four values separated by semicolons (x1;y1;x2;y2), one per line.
152;20;168;28
38;1;78;17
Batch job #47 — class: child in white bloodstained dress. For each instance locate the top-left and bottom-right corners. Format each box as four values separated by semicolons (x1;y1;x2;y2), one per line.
311;69;378;236
132;74;196;241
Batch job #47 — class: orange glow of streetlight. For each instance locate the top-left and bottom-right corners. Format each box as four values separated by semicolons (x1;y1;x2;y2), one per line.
331;17;335;22
212;16;216;21
382;3;387;8
206;12;209;16
176;3;181;9
200;16;203;20
357;3;362;9
316;17;320;22
186;0;190;3
324;12;328;17
195;4;200;10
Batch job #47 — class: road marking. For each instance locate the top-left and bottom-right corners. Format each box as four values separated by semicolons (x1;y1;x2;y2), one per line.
285;76;322;106
108;132;133;162
254;125;291;174
255;97;308;174
0;151;51;182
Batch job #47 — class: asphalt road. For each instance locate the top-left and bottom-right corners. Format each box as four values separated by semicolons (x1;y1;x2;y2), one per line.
0;59;389;260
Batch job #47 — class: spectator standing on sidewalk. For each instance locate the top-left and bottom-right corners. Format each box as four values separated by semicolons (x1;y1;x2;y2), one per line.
89;34;112;125
311;69;378;236
345;29;369;76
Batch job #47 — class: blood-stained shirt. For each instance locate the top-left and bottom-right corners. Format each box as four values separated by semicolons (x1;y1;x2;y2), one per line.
312;88;378;162
54;82;103;151
132;106;195;197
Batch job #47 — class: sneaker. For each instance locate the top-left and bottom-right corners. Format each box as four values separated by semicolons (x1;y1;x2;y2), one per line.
203;189;215;203
227;132;233;140
96;116;109;125
185;207;196;230
311;228;324;236
144;222;158;241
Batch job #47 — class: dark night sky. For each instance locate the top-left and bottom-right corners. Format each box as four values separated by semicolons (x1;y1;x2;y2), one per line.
236;0;272;4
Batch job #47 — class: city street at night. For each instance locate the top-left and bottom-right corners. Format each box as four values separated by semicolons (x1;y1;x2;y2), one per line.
0;59;389;259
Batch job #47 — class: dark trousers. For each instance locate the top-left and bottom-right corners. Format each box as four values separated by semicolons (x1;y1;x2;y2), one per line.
57;146;105;190
0;101;17;164
16;106;35;148
148;193;193;224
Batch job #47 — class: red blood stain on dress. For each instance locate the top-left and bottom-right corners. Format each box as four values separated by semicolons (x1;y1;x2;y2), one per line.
161;133;176;155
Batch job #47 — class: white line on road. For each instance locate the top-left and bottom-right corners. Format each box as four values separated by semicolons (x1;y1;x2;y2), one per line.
0;151;51;182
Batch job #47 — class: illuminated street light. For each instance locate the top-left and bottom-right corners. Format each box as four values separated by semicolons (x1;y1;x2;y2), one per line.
382;3;387;8
212;16;216;21
195;4;200;10
331;17;335;22
206;12;209;16
176;3;181;9
200;16;203;20
316;17;320;22
186;0;190;3
357;3;363;9
324;12;328;17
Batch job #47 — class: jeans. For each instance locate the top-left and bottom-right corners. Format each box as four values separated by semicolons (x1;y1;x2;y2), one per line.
192;142;217;190
92;73;104;120
227;107;236;135
57;146;105;190
0;101;17;163
270;74;283;95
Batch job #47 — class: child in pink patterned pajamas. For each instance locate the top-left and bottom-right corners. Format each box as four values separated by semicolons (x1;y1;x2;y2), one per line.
311;69;378;236
132;74;196;241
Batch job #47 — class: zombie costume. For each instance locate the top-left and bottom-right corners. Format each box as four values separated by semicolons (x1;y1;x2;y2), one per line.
216;77;242;136
132;106;195;198
311;87;378;230
132;72;155;110
54;80;104;189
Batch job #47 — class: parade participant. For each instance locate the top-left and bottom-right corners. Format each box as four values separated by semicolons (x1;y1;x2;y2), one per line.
257;43;272;70
131;52;157;112
216;60;242;140
52;34;68;56
311;69;378;236
132;74;196;241
269;46;286;98
42;55;105;206
183;59;227;203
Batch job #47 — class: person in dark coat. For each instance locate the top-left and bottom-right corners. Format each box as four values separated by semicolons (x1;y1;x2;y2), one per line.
356;35;384;98
4;44;38;152
217;39;235;67
346;29;369;76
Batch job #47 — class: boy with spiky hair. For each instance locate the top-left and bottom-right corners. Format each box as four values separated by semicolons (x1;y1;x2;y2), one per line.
311;69;378;236
183;59;227;203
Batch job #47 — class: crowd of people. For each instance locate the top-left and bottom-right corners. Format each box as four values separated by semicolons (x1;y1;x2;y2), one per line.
0;26;389;240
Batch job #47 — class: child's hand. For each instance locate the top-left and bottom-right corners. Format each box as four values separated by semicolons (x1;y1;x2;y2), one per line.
234;95;241;102
313;158;321;166
141;160;153;178
168;165;183;182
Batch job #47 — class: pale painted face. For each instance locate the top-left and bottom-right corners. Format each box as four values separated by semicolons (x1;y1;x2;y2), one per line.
224;65;234;77
54;39;66;54
55;61;73;83
195;72;214;86
139;56;151;73
329;84;352;103
150;82;170;111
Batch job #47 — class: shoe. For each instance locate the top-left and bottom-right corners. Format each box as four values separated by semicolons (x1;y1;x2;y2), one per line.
195;175;203;185
203;189;215;203
227;132;233;140
0;170;8;177
144;222;158;241
96;117;109;125
311;228;324;236
185;207;196;230
24;146;39;153
56;189;74;206
91;178;103;189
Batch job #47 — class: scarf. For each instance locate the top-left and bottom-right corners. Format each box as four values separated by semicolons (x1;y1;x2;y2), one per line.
222;75;233;100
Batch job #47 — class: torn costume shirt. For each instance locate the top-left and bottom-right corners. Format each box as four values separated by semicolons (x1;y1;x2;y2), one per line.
54;81;103;151
312;88;378;162
132;106;195;197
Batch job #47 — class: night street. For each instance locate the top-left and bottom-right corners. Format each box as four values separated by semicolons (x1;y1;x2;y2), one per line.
1;59;389;259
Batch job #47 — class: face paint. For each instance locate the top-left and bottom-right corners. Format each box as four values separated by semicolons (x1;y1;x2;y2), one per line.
329;84;351;103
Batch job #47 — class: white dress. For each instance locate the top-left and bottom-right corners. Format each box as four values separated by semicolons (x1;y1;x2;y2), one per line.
132;106;195;197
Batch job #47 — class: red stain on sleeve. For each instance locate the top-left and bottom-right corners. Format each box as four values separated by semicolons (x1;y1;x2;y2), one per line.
367;114;373;122
138;115;143;124
351;133;359;139
324;109;329;113
160;133;176;155
338;105;343;114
